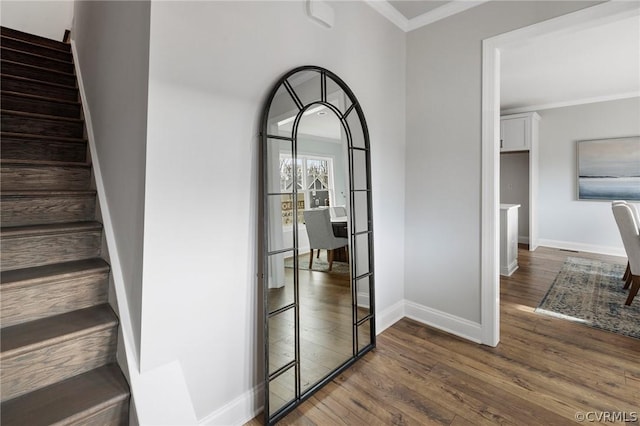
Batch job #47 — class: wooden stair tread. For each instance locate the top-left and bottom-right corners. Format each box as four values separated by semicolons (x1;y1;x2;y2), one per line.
0;73;77;91
0;221;102;238
1;258;109;289
0;159;90;167
1;27;70;52
1;189;96;197
1;304;116;355
0;109;83;123
0;131;86;143
1;364;128;426
1;46;73;66
1;35;71;56
1;59;75;78
1;90;81;106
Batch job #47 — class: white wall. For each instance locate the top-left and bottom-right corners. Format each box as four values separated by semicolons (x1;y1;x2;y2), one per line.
143;1;405;422
537;97;640;255
501;152;530;241
404;1;600;326
73;0;150;363
1;1;72;41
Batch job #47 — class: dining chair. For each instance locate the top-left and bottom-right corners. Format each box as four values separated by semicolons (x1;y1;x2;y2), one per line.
303;209;348;271
612;203;640;305
612;201;640;287
330;206;347;219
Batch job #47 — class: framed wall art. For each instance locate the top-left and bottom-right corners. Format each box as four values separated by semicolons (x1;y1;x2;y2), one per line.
577;136;640;201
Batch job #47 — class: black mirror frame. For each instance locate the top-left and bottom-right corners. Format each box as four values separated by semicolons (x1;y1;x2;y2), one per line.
260;65;376;425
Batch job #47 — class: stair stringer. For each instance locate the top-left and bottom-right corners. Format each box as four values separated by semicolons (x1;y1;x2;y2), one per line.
70;39;199;426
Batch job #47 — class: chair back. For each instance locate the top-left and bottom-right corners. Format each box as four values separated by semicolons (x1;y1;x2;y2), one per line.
612;203;640;275
613;200;640;227
330;206;347;219
303;209;347;250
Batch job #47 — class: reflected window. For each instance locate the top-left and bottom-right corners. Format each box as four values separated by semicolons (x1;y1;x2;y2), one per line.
279;154;335;225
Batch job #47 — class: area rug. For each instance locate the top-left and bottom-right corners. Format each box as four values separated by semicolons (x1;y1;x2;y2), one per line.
284;251;349;275
535;257;640;339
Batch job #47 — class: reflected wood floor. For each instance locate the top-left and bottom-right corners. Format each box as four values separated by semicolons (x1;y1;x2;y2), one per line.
247;247;640;425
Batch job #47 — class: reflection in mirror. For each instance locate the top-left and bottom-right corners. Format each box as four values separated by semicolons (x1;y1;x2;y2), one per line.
266;252;294;312
297;111;352;393
356;276;371;321
269;367;295;416
353;191;369;234
268;309;295;375
262;66;375;425
346;109;365;149
355;233;370;277
352;149;368;191
289;70;322;108
357;320;372;353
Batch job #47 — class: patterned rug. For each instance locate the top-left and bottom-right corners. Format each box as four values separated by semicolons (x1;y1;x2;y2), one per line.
284;251;349;275
535;257;639;339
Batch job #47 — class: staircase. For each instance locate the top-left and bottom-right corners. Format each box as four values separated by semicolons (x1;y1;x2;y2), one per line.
0;27;130;425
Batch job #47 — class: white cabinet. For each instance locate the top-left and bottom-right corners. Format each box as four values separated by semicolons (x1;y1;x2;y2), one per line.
500;204;520;276
500;112;540;152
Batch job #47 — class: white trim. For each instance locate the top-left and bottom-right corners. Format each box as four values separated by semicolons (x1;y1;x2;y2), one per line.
501;92;640;115
406;1;491;32
481;1;640;349
376;299;405;334
362;0;408;31
537;240;626;258
72;39;200;426
500;262;518;277
200;383;264;426
481;36;501;347
71;39;139;373
364;0;489;32
404;301;483;344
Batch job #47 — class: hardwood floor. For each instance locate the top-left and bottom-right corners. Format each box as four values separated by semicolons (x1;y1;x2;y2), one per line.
249;246;639;425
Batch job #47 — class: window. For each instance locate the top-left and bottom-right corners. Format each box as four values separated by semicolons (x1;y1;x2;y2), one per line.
279;154;334;225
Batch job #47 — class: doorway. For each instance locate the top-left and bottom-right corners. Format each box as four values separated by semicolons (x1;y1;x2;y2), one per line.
480;1;640;346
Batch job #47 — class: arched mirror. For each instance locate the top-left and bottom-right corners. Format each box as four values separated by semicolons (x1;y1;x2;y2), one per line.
260;66;375;424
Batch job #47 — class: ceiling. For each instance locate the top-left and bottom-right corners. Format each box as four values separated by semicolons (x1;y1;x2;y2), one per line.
372;1;640;113
500;14;640;113
387;0;450;20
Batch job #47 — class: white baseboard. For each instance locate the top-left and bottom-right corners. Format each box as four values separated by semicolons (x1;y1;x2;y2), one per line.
537;239;625;257
200;383;263;426
518;236;529;245
199;298;485;425
500;261;518;277
376;299;405;334
404;301;482;344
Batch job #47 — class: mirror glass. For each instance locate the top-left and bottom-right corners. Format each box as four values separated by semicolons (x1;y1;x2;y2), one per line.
262;67;375;425
296;111;353;393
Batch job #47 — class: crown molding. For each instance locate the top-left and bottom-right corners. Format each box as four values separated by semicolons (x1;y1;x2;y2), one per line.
406;0;491;31
501;91;640;115
364;0;489;33
363;0;409;31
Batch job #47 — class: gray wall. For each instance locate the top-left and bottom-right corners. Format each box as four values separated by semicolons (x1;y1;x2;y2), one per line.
1;0;73;40
142;1;406;420
73;0;150;361
501;152;530;241
537;97;640;253
404;1;600;323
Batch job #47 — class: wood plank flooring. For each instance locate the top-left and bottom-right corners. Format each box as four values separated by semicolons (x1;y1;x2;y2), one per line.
248;246;640;425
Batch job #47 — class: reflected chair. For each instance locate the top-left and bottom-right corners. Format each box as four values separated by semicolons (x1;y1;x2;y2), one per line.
303;209;348;271
612;203;640;305
612;201;640;287
329;206;347;219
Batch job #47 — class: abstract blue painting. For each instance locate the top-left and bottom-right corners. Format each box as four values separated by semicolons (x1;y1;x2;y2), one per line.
577;137;640;201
